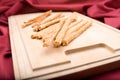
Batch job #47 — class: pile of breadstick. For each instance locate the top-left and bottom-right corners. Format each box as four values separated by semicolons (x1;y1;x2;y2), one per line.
22;10;92;47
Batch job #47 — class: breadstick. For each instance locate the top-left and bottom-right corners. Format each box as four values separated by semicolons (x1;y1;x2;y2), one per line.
31;23;59;39
68;19;82;29
41;13;62;24
32;13;62;28
33;17;62;31
22;10;52;28
62;21;92;46
64;20;87;38
43;18;65;47
39;18;60;30
54;16;76;47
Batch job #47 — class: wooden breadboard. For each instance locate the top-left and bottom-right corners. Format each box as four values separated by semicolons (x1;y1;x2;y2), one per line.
8;12;120;80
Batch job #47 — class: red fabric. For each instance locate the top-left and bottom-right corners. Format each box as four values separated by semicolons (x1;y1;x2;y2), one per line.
0;0;120;79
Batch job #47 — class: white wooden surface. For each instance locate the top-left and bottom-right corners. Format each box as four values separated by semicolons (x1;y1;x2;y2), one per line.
9;12;120;80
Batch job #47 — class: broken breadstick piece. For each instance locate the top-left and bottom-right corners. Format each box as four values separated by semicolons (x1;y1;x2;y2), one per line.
31;33;38;39
54;15;76;47
62;21;92;46
31;31;45;39
22;10;52;28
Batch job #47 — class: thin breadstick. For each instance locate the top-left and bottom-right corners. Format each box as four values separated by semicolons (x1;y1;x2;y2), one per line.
22;10;52;28
33;17;61;31
54;16;76;47
68;19;82;29
62;21;92;46
31;23;59;39
64;20;87;38
39;18;60;30
32;13;62;28
41;13;62;24
43;18;65;47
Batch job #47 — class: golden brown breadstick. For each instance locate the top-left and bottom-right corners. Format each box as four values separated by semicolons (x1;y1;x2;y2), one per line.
43;18;65;47
41;13;62;24
64;20;87;38
31;23;59;39
62;21;92;46
39;18;60;30
22;10;52;28
31;32;44;39
32;13;62;28
54;16;76;47
68;19;82;29
33;17;62;31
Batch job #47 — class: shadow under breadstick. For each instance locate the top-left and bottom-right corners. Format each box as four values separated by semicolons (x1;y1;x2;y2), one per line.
68;19;82;29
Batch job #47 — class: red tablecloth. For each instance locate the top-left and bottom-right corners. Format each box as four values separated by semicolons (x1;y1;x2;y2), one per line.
0;0;120;80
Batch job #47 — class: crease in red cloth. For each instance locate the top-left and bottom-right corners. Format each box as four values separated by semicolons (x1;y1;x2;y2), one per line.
0;0;120;79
